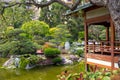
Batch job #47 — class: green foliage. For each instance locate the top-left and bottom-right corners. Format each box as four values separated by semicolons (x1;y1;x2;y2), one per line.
66;17;84;41
21;20;49;37
52;57;62;65
75;49;84;57
99;29;106;40
70;42;84;56
78;31;84;40
57;61;85;80
40;2;84;41
0;21;50;57
0;42;13;57
5;28;27;40
0;28;37;57
85;70;111;80
19;54;40;69
0;4;33;28
44;48;60;58
39;3;68;27
19;57;30;69
33;36;45;45
0;40;37;56
57;68;120;80
88;25;106;41
48;24;71;44
21;20;49;45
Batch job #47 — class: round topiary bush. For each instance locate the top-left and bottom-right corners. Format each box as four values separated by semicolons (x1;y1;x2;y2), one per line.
44;48;60;58
52;57;62;65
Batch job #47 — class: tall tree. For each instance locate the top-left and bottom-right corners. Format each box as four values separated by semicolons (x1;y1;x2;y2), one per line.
48;24;71;44
0;27;37;57
39;3;68;27
21;20;49;45
0;4;33;28
67;16;84;40
88;25;106;41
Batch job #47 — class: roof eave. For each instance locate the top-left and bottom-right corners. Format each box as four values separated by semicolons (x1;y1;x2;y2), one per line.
65;2;93;16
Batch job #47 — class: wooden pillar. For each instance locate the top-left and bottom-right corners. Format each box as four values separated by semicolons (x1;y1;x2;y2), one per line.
110;17;115;70
84;12;88;71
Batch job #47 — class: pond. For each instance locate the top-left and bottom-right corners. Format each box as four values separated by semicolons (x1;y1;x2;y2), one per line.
0;58;85;80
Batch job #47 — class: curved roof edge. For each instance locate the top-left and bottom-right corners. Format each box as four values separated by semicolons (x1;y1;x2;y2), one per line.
65;2;93;15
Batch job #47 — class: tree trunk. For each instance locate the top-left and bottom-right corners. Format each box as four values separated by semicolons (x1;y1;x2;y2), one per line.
90;0;120;40
107;0;120;40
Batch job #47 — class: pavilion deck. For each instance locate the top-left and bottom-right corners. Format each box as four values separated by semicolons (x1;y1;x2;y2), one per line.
86;41;120;69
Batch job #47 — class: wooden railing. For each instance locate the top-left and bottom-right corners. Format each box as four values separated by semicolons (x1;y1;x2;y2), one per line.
86;41;120;54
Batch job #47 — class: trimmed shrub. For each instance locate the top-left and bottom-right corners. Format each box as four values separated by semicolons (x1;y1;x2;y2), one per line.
44;48;60;58
19;54;40;69
52;57;62;65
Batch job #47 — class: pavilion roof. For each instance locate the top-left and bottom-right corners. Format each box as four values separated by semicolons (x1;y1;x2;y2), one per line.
65;2;93;15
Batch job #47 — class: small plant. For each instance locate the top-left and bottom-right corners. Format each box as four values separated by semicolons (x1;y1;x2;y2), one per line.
57;71;83;80
76;49;84;57
18;54;40;69
52;57;62;65
44;48;60;58
57;69;120;80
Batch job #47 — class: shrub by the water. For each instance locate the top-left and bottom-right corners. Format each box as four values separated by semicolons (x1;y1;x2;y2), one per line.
76;49;84;57
19;54;40;69
44;48;60;58
52;57;62;65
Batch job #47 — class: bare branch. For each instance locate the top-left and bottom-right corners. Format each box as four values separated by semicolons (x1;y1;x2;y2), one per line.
71;0;81;10
1;0;82;10
32;0;55;8
1;0;56;8
55;0;81;10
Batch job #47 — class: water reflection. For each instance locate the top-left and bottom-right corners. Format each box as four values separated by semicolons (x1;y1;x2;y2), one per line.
0;58;84;80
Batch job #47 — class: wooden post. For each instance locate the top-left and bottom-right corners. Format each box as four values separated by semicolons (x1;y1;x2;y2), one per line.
110;17;115;70
84;11;88;71
100;41;103;54
93;42;95;54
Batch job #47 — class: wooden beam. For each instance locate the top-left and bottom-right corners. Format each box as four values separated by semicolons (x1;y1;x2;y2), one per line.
87;54;119;63
84;5;101;12
86;62;117;69
86;14;110;25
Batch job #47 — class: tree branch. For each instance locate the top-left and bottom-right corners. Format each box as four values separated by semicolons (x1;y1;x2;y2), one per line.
55;0;81;10
1;0;81;10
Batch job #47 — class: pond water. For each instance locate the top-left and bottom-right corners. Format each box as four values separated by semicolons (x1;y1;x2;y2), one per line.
0;58;85;80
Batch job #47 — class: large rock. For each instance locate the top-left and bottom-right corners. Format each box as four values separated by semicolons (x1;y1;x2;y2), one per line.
3;56;16;69
62;58;73;65
69;55;79;62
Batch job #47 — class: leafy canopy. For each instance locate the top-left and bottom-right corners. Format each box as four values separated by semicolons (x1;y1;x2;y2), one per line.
21;20;49;37
48;24;71;44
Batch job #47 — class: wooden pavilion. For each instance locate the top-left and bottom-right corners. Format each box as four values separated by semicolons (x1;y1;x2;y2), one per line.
66;0;120;70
